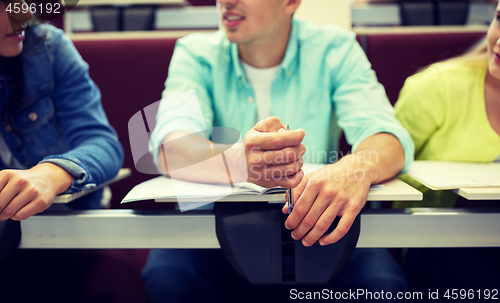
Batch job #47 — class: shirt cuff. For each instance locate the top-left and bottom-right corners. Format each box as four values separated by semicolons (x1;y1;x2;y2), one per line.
38;156;96;193
351;127;415;174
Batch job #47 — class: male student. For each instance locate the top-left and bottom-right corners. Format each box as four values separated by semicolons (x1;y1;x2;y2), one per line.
144;0;414;302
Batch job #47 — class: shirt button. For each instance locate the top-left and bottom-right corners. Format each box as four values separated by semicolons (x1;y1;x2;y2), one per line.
29;112;37;121
287;71;292;76
5;125;12;132
247;97;254;103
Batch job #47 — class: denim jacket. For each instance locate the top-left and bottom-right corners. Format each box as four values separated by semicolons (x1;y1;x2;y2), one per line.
0;25;124;208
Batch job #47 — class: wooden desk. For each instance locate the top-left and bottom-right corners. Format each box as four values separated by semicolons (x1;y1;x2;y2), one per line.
453;187;500;200
147;178;422;203
125;163;422;203
53;168;131;203
19;208;500;248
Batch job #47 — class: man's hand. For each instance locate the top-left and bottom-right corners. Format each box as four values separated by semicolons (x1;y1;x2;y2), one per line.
282;153;378;246
281;133;405;247
0;163;74;221
242;116;306;188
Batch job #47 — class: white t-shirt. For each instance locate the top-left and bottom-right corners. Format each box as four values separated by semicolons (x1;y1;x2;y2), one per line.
241;62;280;123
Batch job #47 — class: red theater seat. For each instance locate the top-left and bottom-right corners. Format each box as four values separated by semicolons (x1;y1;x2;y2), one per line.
74;37;180;280
337;31;485;160
74;37;178;208
365;31;485;105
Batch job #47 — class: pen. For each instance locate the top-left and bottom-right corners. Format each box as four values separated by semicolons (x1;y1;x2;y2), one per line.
287;125;293;215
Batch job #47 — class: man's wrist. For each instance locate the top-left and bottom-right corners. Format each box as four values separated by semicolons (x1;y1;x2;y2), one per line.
360;160;379;184
341;153;379;184
223;142;248;183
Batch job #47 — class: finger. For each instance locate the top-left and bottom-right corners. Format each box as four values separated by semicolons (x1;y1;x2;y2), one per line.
301;203;342;247
254;116;285;132
264;159;304;178
11;198;49;221
0;180;23;216
0;173;9;193
292;174;308;204
318;209;357;245
290;192;334;243
0;172;12;212
284;179;318;230
248;170;302;189
0;188;34;221
282;172;308;212
261;145;305;164
246;130;305;151
273;169;304;189
282;201;288;214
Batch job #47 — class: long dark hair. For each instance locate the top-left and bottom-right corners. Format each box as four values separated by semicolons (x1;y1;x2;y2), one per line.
0;55;26;150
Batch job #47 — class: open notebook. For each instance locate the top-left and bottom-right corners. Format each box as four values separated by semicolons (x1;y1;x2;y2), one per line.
122;176;289;203
121;163;328;203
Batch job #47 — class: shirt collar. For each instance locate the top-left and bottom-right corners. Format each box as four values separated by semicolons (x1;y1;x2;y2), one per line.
231;18;299;83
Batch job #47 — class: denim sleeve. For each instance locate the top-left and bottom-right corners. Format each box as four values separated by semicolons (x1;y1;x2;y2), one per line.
149;37;214;170
40;28;124;192
330;36;414;172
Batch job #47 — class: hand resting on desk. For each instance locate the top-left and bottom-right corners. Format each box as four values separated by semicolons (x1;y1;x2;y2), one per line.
0;163;74;221
282;133;406;247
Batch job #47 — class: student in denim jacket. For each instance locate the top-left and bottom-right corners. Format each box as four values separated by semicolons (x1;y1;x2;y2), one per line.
0;9;123;214
0;2;147;303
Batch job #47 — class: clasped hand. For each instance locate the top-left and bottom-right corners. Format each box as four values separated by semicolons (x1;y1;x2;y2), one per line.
242;116;306;188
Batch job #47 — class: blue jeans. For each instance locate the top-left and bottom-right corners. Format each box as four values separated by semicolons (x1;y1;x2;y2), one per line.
143;248;407;303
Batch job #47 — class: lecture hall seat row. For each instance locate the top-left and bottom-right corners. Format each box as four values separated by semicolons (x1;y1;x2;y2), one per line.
72;29;485;208
69;29;485;281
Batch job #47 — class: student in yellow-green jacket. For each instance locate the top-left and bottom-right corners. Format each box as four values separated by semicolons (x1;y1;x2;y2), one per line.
394;2;500;293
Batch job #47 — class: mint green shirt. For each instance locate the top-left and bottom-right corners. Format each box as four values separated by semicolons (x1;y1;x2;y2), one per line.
151;19;414;170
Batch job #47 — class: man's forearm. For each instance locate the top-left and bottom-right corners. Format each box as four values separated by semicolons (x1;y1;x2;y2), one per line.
157;131;245;184
351;133;406;184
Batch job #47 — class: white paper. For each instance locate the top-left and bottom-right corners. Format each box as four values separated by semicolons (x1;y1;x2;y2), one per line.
408;161;500;190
